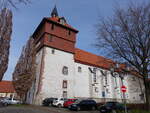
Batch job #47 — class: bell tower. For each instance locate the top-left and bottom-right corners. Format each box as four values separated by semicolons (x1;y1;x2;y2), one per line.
32;6;78;54
51;5;59;17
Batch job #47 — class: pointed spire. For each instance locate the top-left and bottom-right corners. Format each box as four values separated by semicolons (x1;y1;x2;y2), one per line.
51;5;59;17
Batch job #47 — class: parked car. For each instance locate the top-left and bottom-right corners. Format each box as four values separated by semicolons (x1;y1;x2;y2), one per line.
42;98;57;106
63;98;78;108
0;98;21;105
68;99;97;111
0;97;9;107
53;98;67;108
99;101;126;113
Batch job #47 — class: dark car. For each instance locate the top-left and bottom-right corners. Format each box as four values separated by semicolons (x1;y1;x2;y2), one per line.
42;98;57;106
68;99;97;111
99;102;126;113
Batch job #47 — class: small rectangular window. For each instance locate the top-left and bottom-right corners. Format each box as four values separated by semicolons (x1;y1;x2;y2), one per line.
51;24;54;30
63;91;67;98
68;30;71;35
62;66;68;75
62;80;67;88
48;34;53;42
78;66;82;72
51;49;55;54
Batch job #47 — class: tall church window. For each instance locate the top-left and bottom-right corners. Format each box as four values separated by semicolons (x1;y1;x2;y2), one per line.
93;73;97;83
105;74;108;85
62;66;68;75
93;68;97;83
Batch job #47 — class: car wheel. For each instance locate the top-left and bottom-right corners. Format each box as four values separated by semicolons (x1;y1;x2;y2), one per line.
58;104;62;108
49;103;52;106
92;106;96;110
99;110;106;113
112;110;117;113
77;106;81;111
3;103;8;106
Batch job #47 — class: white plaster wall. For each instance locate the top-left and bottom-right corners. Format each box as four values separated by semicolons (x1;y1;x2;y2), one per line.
74;63;91;98
40;47;75;100
27;47;145;104
0;93;15;98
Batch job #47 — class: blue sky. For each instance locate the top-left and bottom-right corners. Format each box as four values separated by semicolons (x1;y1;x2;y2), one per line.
3;0;149;80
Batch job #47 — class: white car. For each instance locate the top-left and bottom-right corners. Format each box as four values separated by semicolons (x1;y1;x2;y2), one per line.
1;98;21;105
52;98;67;108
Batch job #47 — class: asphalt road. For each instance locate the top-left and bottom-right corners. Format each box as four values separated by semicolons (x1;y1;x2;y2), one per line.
0;105;99;113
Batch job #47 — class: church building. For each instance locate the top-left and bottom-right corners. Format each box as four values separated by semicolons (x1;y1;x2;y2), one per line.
25;6;145;105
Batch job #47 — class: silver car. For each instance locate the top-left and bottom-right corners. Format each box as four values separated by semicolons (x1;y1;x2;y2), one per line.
1;98;21;105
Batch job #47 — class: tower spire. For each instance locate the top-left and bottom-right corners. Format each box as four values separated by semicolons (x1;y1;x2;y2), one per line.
51;5;59;17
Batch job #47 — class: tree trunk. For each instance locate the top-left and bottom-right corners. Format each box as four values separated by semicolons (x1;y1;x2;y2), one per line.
143;77;150;110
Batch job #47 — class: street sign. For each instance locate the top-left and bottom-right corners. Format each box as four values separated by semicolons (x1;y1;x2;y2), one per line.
121;85;127;93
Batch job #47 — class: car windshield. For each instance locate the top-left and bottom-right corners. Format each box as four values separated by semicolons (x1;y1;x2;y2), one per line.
105;102;114;107
74;100;82;104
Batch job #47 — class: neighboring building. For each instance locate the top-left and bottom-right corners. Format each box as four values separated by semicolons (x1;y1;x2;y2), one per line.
25;6;145;105
0;81;17;98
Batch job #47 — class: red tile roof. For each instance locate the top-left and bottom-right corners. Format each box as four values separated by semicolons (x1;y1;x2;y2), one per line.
75;48;115;70
0;81;15;93
75;48;142;78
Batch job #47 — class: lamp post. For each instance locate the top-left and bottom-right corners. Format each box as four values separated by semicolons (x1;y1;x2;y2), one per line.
110;63;127;113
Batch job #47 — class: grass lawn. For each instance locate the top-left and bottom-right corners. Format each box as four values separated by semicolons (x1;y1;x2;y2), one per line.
129;110;150;113
117;109;150;113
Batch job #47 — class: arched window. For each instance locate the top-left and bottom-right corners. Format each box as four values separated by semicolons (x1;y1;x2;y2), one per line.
62;66;68;75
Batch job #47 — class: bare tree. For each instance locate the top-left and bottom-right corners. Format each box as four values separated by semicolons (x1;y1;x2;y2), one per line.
0;8;12;81
0;0;30;9
0;0;31;81
96;3;150;110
